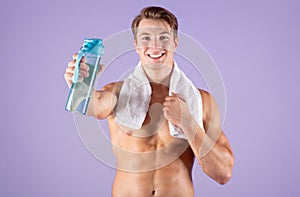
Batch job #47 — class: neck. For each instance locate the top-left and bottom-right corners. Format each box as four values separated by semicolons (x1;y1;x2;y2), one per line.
142;62;174;87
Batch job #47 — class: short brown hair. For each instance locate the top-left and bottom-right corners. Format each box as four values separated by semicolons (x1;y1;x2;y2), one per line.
131;6;178;39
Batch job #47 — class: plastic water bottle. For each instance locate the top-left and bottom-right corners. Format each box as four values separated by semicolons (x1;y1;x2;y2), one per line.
65;38;104;115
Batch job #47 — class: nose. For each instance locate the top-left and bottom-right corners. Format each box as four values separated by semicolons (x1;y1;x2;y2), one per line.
150;37;162;49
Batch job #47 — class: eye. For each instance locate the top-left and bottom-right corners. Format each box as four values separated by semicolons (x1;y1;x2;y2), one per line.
141;36;151;41
160;35;170;41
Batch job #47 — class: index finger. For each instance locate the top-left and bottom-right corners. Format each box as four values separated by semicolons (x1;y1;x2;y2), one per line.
72;53;86;62
165;95;177;101
72;53;78;60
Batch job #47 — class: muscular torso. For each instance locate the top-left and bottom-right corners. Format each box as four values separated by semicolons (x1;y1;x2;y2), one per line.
107;82;196;197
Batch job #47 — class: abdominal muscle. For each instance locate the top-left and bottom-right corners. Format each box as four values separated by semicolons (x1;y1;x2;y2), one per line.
107;83;195;197
112;157;194;197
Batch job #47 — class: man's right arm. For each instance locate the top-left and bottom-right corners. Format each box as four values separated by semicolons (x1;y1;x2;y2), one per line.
64;53;120;120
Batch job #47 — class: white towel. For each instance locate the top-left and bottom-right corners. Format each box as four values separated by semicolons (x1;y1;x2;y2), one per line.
114;61;204;139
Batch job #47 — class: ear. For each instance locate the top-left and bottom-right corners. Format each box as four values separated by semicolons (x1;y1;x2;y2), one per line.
173;36;178;49
134;39;139;53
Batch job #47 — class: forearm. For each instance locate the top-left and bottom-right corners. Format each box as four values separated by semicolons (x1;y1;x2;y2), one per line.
182;119;234;184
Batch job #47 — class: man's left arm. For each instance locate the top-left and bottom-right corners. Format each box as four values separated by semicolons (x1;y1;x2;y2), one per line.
163;90;234;185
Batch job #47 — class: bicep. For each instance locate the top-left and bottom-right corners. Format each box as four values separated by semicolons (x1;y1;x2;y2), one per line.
200;89;232;152
200;89;221;142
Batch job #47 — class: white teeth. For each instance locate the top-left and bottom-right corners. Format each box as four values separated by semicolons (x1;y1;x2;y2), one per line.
148;53;164;58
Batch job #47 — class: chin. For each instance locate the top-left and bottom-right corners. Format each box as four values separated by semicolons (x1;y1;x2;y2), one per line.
147;62;167;70
143;59;171;70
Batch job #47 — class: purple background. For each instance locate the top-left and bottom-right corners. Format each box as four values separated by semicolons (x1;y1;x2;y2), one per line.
1;0;299;196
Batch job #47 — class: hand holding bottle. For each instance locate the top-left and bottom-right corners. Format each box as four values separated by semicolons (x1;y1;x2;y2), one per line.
64;53;104;88
65;38;105;114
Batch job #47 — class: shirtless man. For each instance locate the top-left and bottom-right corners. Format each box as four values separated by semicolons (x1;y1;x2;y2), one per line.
64;6;234;197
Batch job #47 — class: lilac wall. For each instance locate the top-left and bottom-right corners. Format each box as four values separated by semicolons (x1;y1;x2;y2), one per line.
1;0;299;196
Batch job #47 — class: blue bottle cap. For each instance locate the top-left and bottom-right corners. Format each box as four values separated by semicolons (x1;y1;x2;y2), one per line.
73;38;104;83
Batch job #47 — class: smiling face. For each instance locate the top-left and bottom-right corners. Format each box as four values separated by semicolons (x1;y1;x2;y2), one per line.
134;19;178;70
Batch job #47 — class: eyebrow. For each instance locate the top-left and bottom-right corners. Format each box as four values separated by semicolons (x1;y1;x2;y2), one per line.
159;31;171;35
138;32;151;37
137;31;171;37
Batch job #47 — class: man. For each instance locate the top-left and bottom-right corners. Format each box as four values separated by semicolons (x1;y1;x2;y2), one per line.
64;6;234;197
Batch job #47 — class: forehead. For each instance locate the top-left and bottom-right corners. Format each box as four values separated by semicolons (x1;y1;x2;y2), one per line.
136;19;172;35
138;19;171;29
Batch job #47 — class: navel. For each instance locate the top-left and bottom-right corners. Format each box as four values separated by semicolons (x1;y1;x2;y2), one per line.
152;190;156;195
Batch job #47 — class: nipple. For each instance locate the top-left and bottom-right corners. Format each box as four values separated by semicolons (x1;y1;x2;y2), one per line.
126;130;132;136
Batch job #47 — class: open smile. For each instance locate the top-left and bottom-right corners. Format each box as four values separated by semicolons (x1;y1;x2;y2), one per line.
147;52;165;60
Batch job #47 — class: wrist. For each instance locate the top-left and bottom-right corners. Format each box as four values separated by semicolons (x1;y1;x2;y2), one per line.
181;114;197;138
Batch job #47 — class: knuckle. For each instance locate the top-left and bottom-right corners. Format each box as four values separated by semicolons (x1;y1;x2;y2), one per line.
73;53;78;59
68;61;75;67
67;69;74;74
67;73;73;78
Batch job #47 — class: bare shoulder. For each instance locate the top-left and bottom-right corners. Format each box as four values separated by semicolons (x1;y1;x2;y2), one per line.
89;81;123;119
198;89;211;104
100;81;123;96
